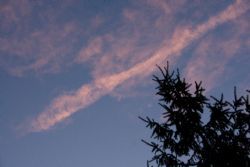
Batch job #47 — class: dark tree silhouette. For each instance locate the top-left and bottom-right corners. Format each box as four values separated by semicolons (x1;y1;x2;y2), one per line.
140;63;250;167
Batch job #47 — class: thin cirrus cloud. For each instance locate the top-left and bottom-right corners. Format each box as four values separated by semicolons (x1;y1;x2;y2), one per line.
75;37;103;64
184;3;250;90
21;0;250;133
184;36;241;91
0;0;83;76
12;22;80;76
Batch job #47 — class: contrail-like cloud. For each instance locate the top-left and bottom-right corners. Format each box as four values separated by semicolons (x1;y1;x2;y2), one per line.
26;0;249;133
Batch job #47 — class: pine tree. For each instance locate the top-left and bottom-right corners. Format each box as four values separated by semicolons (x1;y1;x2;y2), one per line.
140;63;250;167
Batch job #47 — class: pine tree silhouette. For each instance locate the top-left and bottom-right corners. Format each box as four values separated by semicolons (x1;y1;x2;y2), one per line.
140;63;250;167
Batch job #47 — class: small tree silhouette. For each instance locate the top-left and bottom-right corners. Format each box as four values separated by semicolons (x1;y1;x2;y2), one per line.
140;63;250;167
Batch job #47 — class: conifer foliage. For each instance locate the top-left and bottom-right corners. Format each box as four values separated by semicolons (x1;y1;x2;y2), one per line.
140;64;250;167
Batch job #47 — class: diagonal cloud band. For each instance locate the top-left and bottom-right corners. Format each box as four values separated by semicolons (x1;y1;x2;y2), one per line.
25;0;249;133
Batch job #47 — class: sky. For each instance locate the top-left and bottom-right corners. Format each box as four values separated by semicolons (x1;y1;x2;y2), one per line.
0;0;249;166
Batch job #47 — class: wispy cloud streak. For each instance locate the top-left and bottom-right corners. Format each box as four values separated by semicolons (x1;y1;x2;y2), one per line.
184;0;250;90
25;0;249;133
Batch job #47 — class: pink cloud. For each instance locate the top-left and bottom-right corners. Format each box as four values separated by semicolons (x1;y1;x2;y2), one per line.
194;0;249;35
0;0;86;76
0;21;82;76
75;37;103;63
184;38;236;90
19;0;250;133
184;1;250;90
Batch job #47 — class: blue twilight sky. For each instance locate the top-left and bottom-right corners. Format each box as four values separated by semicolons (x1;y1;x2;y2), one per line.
0;0;249;166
